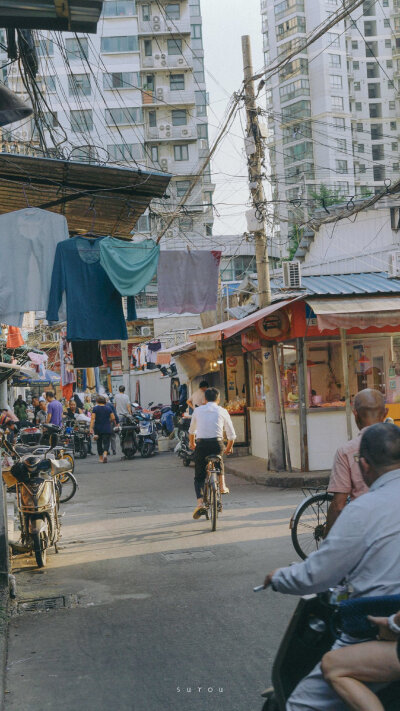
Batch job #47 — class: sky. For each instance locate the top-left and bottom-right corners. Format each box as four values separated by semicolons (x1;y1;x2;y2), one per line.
200;0;264;237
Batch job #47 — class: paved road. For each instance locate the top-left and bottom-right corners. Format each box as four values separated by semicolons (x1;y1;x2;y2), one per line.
5;451;303;711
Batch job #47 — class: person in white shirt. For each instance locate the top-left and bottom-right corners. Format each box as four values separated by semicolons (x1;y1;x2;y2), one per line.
187;380;209;412
114;385;132;420
189;387;236;520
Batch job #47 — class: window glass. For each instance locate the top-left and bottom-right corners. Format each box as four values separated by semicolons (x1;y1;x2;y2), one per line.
142;4;150;20
65;37;88;60
148;110;157;127
100;36;138;53
68;74;91;96
107;143;144;161
191;24;202;39
150;145;158;162
70;109;93;133
37;39;54;56
174;144;189;161
103;72;137;89
105;107;143;124
171;109;187;125
167;38;182;55
144;39;152;56
170;73;184;90
44;75;56;92
103;1;136;16
165;3;180;19
176;180;191;196
197;123;208;139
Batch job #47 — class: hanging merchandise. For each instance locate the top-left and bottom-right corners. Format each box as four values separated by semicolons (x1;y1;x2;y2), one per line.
28;351;48;366
99;237;160;297
59;331;75;387
86;368;96;391
62;383;74;401
6;326;24;348
94;367;100;393
0;208;69;326
47;236;136;340
71;340;103;369
146;340;162;364
157;251;222;314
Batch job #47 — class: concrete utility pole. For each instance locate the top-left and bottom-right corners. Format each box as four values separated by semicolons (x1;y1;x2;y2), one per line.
241;35;285;471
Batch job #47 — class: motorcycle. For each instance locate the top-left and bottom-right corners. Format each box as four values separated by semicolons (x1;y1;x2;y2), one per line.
119;414;140;459
260;592;400;711
11;434;71;568
72;422;91;458
137;413;158;458
15;423;75;473
176;416;194;467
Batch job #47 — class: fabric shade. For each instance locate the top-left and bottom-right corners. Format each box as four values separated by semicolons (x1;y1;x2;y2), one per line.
156;341;195;365
191;300;296;342
307;296;400;331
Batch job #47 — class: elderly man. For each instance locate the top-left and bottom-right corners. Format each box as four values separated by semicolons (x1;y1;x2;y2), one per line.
325;388;388;533
263;422;400;711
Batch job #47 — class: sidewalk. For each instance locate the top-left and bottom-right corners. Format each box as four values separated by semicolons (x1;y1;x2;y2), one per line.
225;454;330;489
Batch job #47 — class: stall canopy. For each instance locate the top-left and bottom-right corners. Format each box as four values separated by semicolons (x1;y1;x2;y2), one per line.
307;296;400;331
0;1;104;33
156;341;195;365
191;300;296;342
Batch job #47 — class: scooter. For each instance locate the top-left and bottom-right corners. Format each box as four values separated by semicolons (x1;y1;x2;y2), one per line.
259;592;400;711
176;416;194;467
119;414;140;459
11;435;71;568
137;412;158;458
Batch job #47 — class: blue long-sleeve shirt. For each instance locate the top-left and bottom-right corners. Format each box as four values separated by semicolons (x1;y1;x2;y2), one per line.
47;237;136;340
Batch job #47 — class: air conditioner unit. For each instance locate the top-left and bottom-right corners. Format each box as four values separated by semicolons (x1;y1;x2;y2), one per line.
153;15;160;22
181;128;190;137
156;88;164;99
166;230;174;238
161;60;166;66
282;261;302;289
165;124;171;130
389;251;400;278
160;158;169;169
177;58;184;65
141;326;152;337
153;23;161;31
154;53;160;60
161;53;166;59
159;124;165;130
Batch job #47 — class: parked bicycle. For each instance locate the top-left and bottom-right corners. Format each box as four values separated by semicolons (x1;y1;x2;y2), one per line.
290;487;333;560
203;455;223;532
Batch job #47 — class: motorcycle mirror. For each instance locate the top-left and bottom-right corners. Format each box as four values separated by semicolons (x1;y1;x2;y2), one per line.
132;402;139;407
49;433;58;450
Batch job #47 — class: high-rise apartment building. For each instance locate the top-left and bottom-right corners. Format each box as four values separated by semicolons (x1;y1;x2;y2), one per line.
261;0;400;244
5;0;214;252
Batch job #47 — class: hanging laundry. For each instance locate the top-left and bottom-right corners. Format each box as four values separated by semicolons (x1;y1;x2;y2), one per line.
62;383;74;401
6;326;24;348
47;236;135;340
94;367;101;394
71;340;103;369
0;208;69;326
59;332;75;387
146;340;162;364
99;237;159;296
157;251;222;314
28;351;48;366
86;368;96;391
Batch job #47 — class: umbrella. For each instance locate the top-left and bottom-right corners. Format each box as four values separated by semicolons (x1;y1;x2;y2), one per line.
12;369;61;386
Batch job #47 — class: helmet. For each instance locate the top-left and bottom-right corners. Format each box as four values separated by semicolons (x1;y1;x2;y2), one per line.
23;455;43;474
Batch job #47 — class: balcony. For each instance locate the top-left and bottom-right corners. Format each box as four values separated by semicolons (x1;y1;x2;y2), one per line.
140;52;192;70
145;124;197;141
156;157;200;175
138;18;190;35
142;88;196;106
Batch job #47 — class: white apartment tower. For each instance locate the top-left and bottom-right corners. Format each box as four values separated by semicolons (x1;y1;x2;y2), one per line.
5;0;214;249
261;0;400;244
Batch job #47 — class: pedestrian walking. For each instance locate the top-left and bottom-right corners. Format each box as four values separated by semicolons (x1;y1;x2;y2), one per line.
106;398;119;455
45;391;63;427
263;422;400;711
14;395;28;424
189;387;235;519
90;395;115;463
114;385;132;420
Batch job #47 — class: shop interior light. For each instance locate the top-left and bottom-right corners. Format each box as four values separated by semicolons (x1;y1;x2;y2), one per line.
217;359;223;364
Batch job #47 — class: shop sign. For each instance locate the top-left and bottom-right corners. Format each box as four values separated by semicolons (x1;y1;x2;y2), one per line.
263;351;272;361
241;330;261;352
256;309;290;340
226;356;238;367
111;360;122;370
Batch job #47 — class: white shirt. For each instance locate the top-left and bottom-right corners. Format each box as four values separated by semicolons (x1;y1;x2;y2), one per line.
272;469;400;599
189;402;236;441
114;392;130;417
191;389;207;408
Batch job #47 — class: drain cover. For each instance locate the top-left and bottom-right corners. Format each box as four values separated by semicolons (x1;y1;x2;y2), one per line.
17;594;78;614
161;549;215;562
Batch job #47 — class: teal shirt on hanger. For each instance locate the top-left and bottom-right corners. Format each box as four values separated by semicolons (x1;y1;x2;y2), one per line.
99;237;160;296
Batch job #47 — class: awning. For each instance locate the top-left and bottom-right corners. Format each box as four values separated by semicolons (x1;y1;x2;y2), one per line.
190;300;296;342
307;296;400;331
156;341;195;365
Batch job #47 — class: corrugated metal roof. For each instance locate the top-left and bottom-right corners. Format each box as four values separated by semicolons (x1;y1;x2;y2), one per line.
0;153;171;237
266;272;400;296
0;1;104;33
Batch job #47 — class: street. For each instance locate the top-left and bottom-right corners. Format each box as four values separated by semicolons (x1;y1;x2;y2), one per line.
5;452;300;711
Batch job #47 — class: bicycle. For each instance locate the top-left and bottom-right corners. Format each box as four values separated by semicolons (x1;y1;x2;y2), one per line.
203;455;223;532
290;487;333;560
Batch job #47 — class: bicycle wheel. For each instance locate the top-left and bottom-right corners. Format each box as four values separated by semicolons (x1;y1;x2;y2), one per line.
58;472;78;503
291;492;333;560
210;480;218;532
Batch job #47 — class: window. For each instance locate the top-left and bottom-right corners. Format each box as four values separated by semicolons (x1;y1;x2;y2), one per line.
330;75;342;89
100;36;138;53
103;72;137;89
65;37;88;61
336;138;346;151
356;122;363;131
70;145;97;163
353;61;359;69
167;38;182;55
193;55;205;83
68;74;91;96
143;74;154;91
328;54;341;68
387;60;393;68
150;145;158;162
390;101;396;109
191;24;202;39
279;78;310;102
144;39;152;56
195;90;207;116
70;109;93;133
388;80;395;89
392;142;398;151
197;123;208;139
352;41;358;49
358;144;364;152
43;111;58;128
148;110;157;127
174;144;189;161
170;73;184;91
354;81;361;90
105;107;143;125
277;16;306;41
384;18;391;27
142;3;150;20
281;99;311;122
367;62;379;78
332;96;344;109
371;124;383;139
327;32;340;47
165;3;180;19
107;143;143;161
189;0;201;16
359;164;366;173
355;101;362;110
103;1;136;16
391;121;397;130
393;163;399;171
43;75;56;92
383;0;389;5
176;180;190;196
336;159;348;173
171;109;187;126
37;39;54;56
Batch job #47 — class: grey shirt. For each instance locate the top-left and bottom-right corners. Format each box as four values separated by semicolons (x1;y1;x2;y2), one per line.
272;469;400;598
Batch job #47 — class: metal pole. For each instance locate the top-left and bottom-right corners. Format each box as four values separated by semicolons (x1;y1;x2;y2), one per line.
340;328;353;440
273;345;292;472
242;35;284;471
296;338;309;472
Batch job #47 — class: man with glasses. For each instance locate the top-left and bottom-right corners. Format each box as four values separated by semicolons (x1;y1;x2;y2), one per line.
325;388;387;534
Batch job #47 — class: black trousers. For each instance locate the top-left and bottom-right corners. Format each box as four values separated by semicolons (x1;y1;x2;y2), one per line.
194;438;224;499
96;433;110;456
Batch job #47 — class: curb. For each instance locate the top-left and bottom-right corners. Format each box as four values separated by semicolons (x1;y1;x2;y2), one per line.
225;463;330;489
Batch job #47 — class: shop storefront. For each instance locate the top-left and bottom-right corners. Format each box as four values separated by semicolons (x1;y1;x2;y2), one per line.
192;294;400;471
